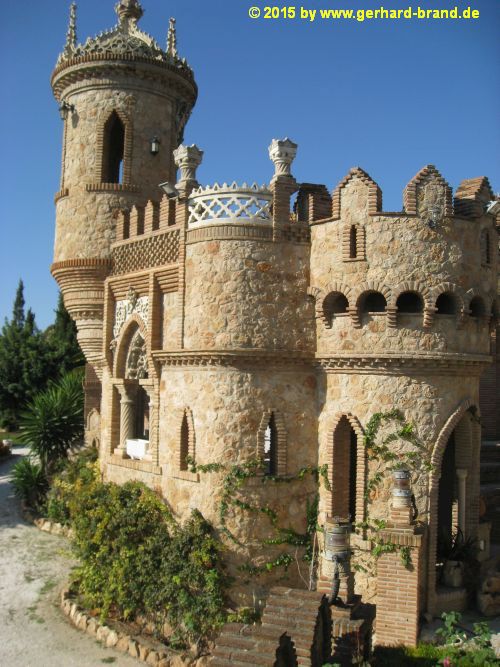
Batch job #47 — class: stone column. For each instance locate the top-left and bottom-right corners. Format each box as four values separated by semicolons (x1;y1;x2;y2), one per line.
268;138;298;237
456;468;468;535
142;384;156;464
114;383;136;458
173;144;204;198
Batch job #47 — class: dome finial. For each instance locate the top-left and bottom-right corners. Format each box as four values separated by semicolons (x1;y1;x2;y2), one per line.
115;0;144;23
166;17;178;58
63;2;78;57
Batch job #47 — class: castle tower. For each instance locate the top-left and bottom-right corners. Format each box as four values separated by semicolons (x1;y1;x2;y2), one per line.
310;165;498;638
50;1;197;376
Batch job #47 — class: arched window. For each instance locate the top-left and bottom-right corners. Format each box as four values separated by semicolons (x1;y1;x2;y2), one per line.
349;225;357;259
102;111;125;183
480;230;491;265
359;291;386;314
469;296;486;318
435;293;457;315
180;412;189;471
323;292;348;325
264;413;278;476
396;291;423;314
331;416;358;522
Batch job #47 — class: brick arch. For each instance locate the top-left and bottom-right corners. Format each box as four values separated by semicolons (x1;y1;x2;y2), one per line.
426;398;479;613
322;413;366;525
307;286;326;321
257;409;287;477
96;107;133;185
464;288;489;313
430;282;464;313
394;281;432;311
113;314;150;379
86;407;100;431
353;282;392;307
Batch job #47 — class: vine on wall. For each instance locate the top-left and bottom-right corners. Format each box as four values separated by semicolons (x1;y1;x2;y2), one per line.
186;456;330;576
354;409;433;570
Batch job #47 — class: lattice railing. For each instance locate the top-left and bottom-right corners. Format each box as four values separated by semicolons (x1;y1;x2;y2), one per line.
188;182;272;225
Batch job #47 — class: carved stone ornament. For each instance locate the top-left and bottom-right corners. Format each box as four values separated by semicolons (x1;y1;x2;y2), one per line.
268;138;298;178
56;1;191;72
113;289;149;339
125;329;148;379
420;182;445;229
173;145;204;185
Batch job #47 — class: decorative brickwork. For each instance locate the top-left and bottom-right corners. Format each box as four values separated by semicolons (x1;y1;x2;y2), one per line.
111;229;180;274
49;3;499;655
173;408;198;482
257;410;287;477
321;413;365;525
331;167;382;220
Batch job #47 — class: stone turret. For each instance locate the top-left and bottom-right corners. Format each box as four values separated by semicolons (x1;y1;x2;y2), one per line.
51;1;197;375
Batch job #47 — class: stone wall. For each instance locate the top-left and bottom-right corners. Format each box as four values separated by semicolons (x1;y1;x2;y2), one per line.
183;237;314;352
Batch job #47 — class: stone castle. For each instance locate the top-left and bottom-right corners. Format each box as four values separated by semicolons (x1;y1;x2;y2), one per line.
51;0;499;655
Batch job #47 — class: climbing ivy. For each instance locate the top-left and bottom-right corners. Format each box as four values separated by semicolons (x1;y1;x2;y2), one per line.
354;410;433;570
187;455;329;575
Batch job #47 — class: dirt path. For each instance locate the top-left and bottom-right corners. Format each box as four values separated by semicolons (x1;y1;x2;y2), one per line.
0;448;139;667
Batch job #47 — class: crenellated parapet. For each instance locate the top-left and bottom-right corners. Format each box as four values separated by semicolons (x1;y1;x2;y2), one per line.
310;163;498;365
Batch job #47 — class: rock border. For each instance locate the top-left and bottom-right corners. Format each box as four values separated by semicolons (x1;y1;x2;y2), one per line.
60;588;208;667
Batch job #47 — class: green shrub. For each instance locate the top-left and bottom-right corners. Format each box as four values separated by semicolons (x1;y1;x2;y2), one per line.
11;457;48;509
18;370;84;473
67;476;227;646
45;448;98;524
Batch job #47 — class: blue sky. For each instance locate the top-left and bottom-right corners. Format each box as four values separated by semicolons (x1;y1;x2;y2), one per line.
0;0;498;328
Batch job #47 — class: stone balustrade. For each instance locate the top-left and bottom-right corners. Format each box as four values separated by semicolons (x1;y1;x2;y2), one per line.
187;182;272;227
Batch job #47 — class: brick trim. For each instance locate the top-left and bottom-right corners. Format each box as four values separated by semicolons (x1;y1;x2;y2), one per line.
172;407;199;482
96;108;134;186
353;282;392;307
54;188;69;203
426;398;478;614
331;167;382;220
321;413;365;526
85;182;140;193
256;409;287;477
403;165;453;217
113;315;151;380
342;224;366;262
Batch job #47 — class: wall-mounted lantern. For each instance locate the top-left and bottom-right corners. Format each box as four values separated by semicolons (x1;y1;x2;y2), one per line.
150;136;160;155
59;100;75;121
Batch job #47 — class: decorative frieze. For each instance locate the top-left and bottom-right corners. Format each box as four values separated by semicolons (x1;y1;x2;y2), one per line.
113;288;149;339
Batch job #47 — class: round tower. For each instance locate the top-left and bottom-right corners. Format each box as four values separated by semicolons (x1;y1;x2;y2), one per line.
309;165;498;622
51;1;197;374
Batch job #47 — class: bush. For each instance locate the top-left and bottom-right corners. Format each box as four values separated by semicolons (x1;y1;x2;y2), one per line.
45;448;98;524
11;458;48;509
67;475;227;646
18;370;84;473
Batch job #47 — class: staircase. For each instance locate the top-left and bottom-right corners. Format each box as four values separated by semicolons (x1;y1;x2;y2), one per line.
481;441;500;543
211;587;326;666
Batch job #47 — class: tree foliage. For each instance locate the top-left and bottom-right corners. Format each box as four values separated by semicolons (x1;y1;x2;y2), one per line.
0;284;84;430
18;369;84;473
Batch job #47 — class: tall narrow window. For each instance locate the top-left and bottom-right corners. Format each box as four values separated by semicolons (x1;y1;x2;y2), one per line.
102;112;125;183
480;230;491;265
331;416;359;522
264;413;278;476
349;225;357;259
180;412;189;471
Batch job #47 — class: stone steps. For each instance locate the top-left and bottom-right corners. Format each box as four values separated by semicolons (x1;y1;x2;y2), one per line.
211;587;325;665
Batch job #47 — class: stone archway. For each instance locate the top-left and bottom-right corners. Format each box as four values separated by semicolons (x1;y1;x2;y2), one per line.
427;399;481;613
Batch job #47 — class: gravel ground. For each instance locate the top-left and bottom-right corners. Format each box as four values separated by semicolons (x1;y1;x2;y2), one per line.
0;448;139;667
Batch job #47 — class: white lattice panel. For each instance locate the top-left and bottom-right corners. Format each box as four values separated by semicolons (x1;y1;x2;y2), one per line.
188;182;272;226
